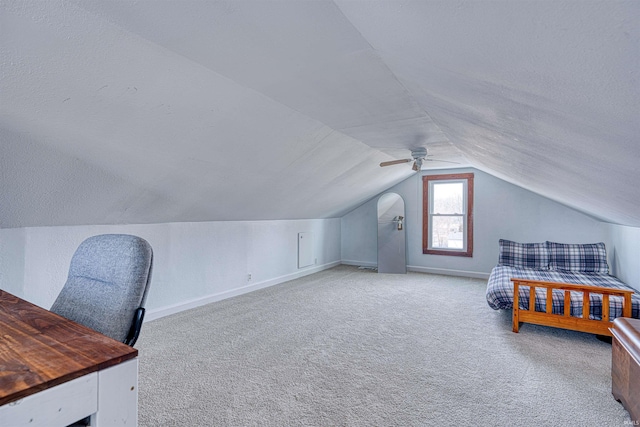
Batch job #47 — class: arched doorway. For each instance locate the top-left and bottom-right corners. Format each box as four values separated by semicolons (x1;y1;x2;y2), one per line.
377;193;407;274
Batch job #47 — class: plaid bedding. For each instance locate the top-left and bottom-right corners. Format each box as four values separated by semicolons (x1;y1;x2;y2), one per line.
486;266;640;320
547;241;609;274
498;239;549;270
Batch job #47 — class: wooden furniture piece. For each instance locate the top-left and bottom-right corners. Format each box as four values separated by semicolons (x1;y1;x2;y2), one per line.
611;317;640;423
511;279;634;336
0;290;138;427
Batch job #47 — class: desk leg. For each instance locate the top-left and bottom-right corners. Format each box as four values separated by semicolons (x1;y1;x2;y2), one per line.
92;358;138;426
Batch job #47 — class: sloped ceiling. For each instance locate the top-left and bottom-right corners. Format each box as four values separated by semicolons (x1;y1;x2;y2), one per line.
1;1;638;228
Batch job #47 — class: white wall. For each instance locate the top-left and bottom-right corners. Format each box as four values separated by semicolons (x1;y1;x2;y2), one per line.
0;227;26;297
342;168;609;278
0;218;341;320
605;224;640;292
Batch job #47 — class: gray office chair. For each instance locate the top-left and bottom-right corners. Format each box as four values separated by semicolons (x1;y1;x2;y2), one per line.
51;234;153;347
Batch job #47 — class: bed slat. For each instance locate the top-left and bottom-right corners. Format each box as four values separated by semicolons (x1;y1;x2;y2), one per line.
603;294;610;322
564;291;571;317
530;286;536;312
583;291;590;320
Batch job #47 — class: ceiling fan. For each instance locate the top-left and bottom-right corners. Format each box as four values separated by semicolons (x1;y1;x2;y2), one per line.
379;148;458;171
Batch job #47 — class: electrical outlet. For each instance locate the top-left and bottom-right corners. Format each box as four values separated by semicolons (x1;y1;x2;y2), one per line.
247;273;252;281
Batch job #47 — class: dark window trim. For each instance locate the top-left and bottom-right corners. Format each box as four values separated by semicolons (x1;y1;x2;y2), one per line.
422;173;474;257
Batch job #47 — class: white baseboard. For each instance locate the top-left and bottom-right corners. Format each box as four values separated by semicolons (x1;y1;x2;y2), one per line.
407;265;490;280
146;261;488;322
145;260;341;322
341;260;490;280
341;259;377;268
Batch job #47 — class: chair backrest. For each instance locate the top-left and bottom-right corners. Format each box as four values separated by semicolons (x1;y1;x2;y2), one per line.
50;234;153;346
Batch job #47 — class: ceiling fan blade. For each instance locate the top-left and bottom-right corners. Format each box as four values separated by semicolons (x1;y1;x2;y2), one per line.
425;158;460;164
380;159;412;167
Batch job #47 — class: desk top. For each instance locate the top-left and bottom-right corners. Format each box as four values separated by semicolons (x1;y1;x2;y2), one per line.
0;290;138;406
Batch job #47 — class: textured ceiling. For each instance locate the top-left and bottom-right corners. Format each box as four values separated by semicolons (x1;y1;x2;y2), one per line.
0;1;638;228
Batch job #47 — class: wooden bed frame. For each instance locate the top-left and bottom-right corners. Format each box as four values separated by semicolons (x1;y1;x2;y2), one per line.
511;278;634;336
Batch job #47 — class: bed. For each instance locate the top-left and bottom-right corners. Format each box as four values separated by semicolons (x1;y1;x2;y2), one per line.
486;240;640;336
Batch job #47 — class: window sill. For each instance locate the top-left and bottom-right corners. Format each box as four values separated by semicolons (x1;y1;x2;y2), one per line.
424;248;472;257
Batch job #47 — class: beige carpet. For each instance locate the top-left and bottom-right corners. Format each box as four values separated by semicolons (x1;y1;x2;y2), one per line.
136;265;631;426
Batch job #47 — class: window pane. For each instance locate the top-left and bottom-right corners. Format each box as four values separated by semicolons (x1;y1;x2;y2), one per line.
432;182;463;214
431;216;464;249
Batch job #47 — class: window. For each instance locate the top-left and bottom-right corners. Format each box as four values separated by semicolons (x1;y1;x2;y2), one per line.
423;173;473;257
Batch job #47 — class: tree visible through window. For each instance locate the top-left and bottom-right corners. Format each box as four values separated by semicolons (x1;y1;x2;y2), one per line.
423;173;473;257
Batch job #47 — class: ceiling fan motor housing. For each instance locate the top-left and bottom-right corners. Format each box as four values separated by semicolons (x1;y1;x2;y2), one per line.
411;147;427;159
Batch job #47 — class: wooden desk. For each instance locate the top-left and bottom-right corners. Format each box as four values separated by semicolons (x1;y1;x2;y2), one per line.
0;290;138;426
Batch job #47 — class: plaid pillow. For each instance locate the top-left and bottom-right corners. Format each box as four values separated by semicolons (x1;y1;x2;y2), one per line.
547;241;609;274
498;239;549;270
